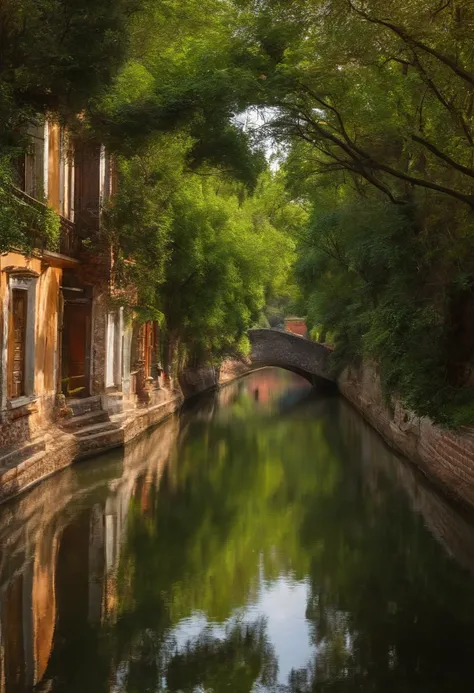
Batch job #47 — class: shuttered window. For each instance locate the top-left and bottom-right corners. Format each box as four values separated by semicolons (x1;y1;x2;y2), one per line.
24;123;45;199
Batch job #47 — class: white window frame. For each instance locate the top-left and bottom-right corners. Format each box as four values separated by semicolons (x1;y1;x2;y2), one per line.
105;308;124;389
1;274;38;409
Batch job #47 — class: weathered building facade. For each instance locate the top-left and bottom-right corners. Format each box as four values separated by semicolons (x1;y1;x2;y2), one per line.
0;119;165;461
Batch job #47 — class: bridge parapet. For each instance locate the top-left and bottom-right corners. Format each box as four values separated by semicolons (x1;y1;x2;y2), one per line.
248;329;335;385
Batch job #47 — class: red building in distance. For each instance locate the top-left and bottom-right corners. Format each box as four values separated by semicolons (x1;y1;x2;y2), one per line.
284;317;307;338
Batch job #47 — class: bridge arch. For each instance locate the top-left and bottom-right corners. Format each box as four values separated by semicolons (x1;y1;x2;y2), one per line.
247;329;336;387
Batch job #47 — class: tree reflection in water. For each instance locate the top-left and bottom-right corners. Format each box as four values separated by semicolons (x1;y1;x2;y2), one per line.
1;370;474;693
114;619;277;693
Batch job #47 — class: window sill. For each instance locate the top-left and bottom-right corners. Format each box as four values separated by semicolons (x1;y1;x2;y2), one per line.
7;395;38;410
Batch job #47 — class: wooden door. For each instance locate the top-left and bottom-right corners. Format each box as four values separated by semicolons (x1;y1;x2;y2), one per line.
61;301;91;398
144;322;155;379
8;289;27;399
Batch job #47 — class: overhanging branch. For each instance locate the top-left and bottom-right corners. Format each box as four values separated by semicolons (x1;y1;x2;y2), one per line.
348;0;474;88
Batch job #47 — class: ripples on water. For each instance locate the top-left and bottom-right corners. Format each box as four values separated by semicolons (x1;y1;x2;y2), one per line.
1;369;474;692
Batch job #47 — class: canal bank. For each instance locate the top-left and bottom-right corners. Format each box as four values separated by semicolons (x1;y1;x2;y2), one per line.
0;393;183;503
0;360;253;503
339;363;474;511
4;343;474;512
5;352;474;510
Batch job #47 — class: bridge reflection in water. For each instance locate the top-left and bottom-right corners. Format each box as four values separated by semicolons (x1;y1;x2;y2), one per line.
0;369;474;692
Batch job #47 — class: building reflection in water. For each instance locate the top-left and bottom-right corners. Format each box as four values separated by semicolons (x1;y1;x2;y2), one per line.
0;415;178;693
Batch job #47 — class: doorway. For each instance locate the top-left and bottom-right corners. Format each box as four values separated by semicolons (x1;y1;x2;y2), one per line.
61;298;91;398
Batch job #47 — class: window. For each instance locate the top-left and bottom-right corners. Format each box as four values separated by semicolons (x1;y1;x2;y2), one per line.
61;133;75;221
48;122;61;212
2;273;37;407
24;123;46;199
8;290;28;399
22;121;75;219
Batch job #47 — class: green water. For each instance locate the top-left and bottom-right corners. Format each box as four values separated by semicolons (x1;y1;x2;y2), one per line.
2;369;474;692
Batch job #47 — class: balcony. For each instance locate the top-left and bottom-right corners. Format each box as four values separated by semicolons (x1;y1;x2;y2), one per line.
58;215;80;257
11;187;81;259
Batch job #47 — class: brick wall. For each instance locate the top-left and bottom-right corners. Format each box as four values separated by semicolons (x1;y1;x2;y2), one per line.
339;363;474;510
284;318;307;337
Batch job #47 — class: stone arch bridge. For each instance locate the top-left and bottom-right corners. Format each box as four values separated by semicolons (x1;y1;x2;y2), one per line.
248;329;336;386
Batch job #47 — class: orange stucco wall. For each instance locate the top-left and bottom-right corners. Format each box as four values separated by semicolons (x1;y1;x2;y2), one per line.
0;252;62;447
34;266;60;394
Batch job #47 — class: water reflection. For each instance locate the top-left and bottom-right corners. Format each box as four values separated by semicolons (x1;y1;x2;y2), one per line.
1;369;474;692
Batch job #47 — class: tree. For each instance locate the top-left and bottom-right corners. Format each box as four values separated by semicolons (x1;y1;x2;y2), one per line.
241;0;474;207
0;0;144;249
106;144;296;367
235;0;474;424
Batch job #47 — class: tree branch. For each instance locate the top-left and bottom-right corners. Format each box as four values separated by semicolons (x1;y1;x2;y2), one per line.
411;133;474;179
410;52;474;146
348;0;474;87
277;87;474;207
372;158;474;206
293;112;474;207
431;0;452;20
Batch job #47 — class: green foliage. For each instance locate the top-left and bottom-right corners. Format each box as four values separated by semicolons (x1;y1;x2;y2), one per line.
0;0;141;250
163;175;294;363
296;194;474;426
231;0;474;427
244;0;474;208
95;0;300;369
0;156;60;253
89;0;267;189
106;137;296;365
104;133;188;309
0;0;139;135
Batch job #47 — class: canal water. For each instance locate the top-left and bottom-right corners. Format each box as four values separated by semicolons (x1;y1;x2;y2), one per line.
2;369;474;692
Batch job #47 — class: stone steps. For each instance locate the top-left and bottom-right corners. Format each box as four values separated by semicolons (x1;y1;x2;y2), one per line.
60;409;109;432
67;395;102;417
15;450;47;475
101;391;136;415
74;421;121;438
110;412;129;426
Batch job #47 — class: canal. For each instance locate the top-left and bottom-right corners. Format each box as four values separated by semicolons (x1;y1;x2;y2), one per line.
1;369;474;692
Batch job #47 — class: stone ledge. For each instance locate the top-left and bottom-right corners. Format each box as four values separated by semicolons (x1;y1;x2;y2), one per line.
0;393;183;504
338;364;474;510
